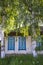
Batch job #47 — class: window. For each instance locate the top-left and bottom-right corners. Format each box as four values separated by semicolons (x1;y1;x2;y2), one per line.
8;37;15;50
19;37;26;50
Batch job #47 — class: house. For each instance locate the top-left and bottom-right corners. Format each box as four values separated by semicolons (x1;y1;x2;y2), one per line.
0;24;43;58
0;27;32;58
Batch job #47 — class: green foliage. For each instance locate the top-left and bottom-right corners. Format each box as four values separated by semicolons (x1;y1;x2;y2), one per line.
0;0;43;37
35;35;43;51
0;55;43;65
20;26;29;36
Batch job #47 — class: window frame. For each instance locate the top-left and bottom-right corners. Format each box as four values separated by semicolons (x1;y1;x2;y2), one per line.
18;36;26;50
8;36;15;50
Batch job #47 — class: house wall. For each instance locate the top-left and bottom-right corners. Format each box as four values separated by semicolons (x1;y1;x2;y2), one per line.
0;29;5;58
5;36;32;54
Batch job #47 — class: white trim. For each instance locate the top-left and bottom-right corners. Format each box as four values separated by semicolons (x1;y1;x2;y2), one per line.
5;36;32;54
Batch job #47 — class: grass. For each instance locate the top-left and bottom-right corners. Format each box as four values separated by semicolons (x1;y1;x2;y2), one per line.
0;54;43;65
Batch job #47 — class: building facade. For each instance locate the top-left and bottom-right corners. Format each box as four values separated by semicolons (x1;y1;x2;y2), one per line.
0;29;33;58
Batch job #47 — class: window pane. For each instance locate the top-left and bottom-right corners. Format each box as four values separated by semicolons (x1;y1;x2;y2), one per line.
19;37;26;50
8;37;15;50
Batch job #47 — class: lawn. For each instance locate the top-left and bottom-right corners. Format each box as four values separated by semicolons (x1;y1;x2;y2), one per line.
0;54;43;65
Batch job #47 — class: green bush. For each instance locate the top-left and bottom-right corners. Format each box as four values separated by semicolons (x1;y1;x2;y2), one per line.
35;35;43;51
0;55;43;65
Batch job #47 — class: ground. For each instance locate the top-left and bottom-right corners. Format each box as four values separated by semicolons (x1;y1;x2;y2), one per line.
0;54;43;65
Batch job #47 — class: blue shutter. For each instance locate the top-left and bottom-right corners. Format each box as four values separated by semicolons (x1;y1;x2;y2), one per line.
19;37;26;50
8;37;15;50
19;37;22;50
23;37;26;50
